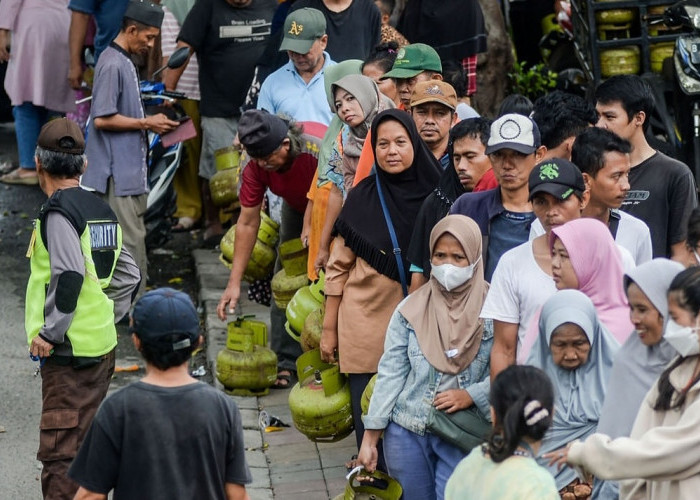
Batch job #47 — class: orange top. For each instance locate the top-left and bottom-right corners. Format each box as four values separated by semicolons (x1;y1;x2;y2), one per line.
306;169;332;280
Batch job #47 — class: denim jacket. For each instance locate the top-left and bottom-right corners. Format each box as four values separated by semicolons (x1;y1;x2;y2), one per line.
363;303;493;436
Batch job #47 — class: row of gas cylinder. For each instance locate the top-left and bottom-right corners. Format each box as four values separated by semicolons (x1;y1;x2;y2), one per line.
215;323;369;444
593;2;675;78
216;215;367;443
212;148;403;499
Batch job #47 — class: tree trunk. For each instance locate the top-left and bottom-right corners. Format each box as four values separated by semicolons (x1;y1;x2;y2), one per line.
473;0;513;117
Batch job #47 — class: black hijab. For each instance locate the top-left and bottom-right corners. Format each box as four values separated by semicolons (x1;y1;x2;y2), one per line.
334;109;442;282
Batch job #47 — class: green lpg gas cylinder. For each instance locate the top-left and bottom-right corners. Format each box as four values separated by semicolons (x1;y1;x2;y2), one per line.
651;42;674;73
360;373;378;416
271;268;308;310
228;315;268;347
279;238;309;277
288;349;354;442
286;271;325;341
332;469;403;500
600;46;640;77
258;212;280;247
300;306;324;352
219;221;276;281
209;146;241;207
216;325;277;396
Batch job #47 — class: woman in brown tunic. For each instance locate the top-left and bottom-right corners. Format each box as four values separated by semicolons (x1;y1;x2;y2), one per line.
321;108;441;453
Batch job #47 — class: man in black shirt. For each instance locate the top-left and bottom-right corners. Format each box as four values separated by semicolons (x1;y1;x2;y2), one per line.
595;75;698;261
289;0;381;61
165;0;276;243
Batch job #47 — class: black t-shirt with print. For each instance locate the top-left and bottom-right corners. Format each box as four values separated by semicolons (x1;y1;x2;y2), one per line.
289;0;381;62
178;0;277;117
620;151;697;258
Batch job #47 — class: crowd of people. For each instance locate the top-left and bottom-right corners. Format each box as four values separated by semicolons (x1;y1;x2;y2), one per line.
5;0;700;499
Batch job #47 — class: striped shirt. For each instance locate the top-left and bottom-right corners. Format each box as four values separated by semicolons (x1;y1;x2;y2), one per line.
161;6;200;101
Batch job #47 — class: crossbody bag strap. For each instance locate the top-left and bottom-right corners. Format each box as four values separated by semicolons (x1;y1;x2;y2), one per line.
375;176;408;297
608;209;620;239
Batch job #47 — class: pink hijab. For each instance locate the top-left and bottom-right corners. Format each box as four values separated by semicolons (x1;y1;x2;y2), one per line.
519;218;633;362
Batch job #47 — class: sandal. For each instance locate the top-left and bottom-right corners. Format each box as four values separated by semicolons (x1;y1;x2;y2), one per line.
271;369;296;389
201;225;224;249
0;168;39;185
0;160;16;175
172;217;199;232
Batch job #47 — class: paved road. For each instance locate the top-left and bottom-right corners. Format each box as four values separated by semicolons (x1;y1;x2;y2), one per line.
0;122;46;499
0;122;357;499
0;122;193;498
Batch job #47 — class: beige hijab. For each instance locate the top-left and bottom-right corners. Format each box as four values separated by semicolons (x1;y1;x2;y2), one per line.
400;215;488;375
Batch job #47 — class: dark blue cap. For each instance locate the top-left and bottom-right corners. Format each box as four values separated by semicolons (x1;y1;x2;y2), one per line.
130;288;199;349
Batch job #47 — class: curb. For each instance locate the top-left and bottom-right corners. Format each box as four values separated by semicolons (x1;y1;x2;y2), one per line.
193;249;356;500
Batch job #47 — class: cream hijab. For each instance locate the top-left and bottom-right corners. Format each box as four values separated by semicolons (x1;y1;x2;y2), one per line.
400;215;489;374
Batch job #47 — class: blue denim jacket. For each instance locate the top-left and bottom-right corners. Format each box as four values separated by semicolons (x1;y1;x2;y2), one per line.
363;304;493;436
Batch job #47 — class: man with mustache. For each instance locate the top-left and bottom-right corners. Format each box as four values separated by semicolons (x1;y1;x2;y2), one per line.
81;0;178;298
409;80;458;168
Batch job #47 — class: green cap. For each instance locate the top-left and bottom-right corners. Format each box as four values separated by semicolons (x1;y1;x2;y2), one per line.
382;43;442;79
279;8;327;54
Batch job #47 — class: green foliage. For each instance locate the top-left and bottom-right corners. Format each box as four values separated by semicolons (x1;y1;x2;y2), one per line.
508;61;558;100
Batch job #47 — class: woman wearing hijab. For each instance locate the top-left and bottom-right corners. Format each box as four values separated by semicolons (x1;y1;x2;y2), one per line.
520;218;634;361
314;71;394;269
526;289;619;495
321;108;442;454
312;74;394;272
550;266;700;500
328;74;394;196
592;258;685;499
356;215;493;500
304;59;363;278
549;218;634;344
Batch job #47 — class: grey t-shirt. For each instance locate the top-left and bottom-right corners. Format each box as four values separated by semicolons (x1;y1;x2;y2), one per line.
83;43;148;196
68;381;252;499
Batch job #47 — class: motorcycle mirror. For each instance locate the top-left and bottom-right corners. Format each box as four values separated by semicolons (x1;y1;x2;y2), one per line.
167;46;191;69
151;46;190;79
665;0;700;29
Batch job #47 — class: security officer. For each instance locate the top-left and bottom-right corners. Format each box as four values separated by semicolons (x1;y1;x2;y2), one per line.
26;118;141;500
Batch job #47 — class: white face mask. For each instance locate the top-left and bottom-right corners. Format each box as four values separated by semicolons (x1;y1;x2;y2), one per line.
694;251;700;266
431;256;481;292
664;318;700;357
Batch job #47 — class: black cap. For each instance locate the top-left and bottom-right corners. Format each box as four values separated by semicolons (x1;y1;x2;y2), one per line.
529;158;585;200
37;118;85;155
123;0;164;28
238;110;289;158
130;288;200;349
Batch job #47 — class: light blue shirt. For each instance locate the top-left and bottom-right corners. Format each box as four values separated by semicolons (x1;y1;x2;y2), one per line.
257;52;336;125
363;301;493;436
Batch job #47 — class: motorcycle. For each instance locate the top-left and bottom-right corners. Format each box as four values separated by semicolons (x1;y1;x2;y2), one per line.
140;79;189;250
646;0;700;181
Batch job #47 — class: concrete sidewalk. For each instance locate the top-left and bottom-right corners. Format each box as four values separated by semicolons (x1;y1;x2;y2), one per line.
194;249;356;500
